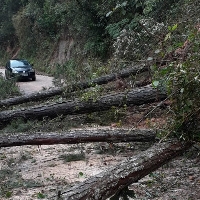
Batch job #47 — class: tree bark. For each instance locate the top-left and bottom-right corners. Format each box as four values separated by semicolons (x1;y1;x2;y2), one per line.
74;64;149;89
0;85;167;127
0;87;63;107
60;140;193;200
0;64;149;107
0;128;156;147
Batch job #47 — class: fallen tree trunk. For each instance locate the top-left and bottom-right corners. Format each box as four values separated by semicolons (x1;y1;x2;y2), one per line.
60;140;193;200
0;128;156;147
0;85;167;127
70;64;149;90
0;64;149;107
0;87;63;107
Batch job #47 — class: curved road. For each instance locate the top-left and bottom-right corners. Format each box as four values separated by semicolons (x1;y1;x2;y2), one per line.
0;68;55;95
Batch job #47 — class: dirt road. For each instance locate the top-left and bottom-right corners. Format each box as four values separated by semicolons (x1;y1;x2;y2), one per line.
0;68;55;95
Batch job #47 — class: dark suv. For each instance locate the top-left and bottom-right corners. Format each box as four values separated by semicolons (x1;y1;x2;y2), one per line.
5;59;36;81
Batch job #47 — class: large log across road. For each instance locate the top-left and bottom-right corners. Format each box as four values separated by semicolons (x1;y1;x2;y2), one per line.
69;64;149;90
61;140;193;199
0;87;63;107
0;85;167;127
0;64;149;107
0;128;156;147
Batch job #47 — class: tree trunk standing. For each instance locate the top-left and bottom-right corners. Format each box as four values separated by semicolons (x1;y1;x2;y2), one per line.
60;141;193;200
0;85;167;127
0;128;156;147
0;64;148;107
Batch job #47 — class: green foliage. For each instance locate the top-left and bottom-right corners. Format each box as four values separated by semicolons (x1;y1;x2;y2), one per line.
78;172;84;177
53;59;79;85
152;22;200;142
106;19;129;39
4;118;30;133
36;1;68;37
84;38;109;58
0;0;179;66
147;0;181;22
112;18;165;61
12;8;37;57
64;0;111;57
0;75;20;100
59;153;85;163
0;167;41;199
53;58;111;88
85;106;126;126
37;192;46;199
12;0;65;57
81;85;102;102
0;0;22;44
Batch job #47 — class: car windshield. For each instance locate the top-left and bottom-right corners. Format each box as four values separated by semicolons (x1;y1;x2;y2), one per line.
10;60;30;68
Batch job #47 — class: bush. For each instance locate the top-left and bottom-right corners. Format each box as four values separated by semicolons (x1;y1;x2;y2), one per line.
152;17;200;142
0;75;20;100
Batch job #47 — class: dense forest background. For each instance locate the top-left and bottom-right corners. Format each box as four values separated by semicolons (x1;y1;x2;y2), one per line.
0;0;180;75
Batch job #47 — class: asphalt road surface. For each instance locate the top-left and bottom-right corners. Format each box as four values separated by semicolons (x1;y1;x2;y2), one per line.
0;68;54;95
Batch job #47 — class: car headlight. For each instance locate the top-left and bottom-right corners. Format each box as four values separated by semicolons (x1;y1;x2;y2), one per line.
12;69;18;73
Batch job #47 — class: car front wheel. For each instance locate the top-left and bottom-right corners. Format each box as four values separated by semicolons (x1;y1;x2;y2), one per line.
32;76;36;81
5;70;9;79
